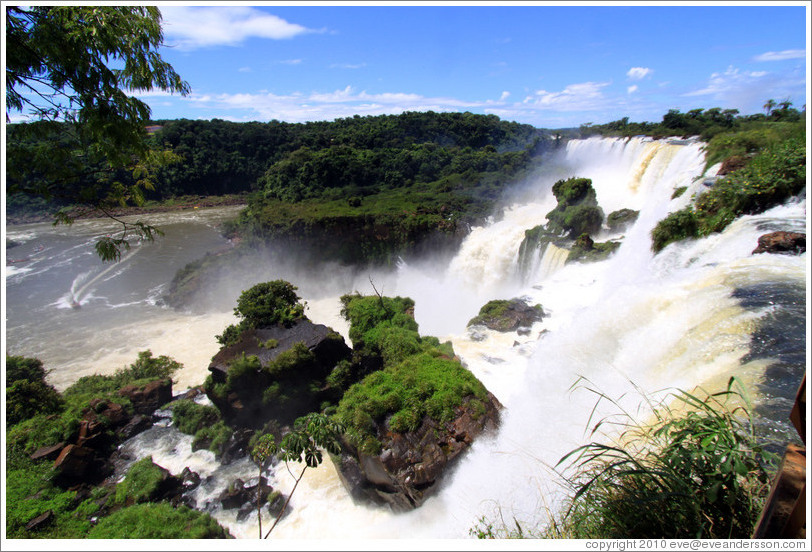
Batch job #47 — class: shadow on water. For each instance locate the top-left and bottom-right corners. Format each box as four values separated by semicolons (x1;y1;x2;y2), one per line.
732;280;806;449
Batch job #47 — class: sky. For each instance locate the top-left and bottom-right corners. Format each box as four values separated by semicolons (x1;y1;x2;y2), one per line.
10;1;812;129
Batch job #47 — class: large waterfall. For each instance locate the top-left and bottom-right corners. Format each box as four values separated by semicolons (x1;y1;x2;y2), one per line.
4;137;806;540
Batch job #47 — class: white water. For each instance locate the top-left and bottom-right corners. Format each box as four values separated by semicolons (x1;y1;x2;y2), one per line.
4;138;807;543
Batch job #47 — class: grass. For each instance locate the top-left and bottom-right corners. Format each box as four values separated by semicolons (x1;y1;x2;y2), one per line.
87;502;229;538
473;377;775;539
652;131;805;252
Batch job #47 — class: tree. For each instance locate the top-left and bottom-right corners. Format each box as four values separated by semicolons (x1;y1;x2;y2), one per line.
251;413;343;538
6;6;190;261
763;98;776;116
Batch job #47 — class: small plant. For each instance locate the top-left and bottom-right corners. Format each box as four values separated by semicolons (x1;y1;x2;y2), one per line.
554;377;775;539
251;413;343;538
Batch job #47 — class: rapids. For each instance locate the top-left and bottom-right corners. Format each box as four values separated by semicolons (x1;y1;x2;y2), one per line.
3;136;807;541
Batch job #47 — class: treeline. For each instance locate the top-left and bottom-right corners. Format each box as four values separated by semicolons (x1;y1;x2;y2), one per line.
581;100;804;141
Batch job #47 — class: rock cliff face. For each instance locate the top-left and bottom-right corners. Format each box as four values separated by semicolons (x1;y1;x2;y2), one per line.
335;393;502;510
207;320;352;428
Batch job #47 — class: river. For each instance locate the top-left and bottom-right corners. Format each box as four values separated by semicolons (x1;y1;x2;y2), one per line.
3;137;807;541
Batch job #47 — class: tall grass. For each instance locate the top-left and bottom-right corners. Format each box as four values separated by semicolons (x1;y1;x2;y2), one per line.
472;377;776;539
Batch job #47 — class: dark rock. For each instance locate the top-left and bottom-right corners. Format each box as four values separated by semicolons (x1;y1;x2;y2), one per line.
336;392;502;511
116;414;153;441
25;510;54;531
30;442;65;462
207;320;352;428
53;444;95;479
118;378;173;416
219;476;273;513
752;232;805;255
219;428;255;465
468;298;545;332
180;467;201;491
717;155;748;176
606;208;640;232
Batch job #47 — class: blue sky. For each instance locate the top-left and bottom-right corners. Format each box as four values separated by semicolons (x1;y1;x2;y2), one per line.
24;2;812;129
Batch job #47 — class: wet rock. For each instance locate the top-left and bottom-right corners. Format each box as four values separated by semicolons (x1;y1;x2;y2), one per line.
116;414;153;441
468;298;545;332
118;378;173;416
606;208;639;232
207;320;352;428
752;232;805;255
336;392;502;511
25;510;54;531
30;442;65;462
180;467;201;491
53;444;95;479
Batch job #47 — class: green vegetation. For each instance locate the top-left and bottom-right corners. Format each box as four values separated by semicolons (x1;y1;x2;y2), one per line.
217;280;307;346
581;102;803;143
546;177;604;238
6;355;63;427
114;456;170;505
566;233;621;264
87;502;229;538
652;135;805;252
472;379;774;539
251;413;342;538
335;292;486;454
6;6;189;261
172;399;221;435
7;351;179;454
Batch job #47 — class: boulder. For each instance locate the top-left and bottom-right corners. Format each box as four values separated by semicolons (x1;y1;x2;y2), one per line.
336;393;501;511
116;414;154;441
752;232;805;255
467;298;545;332
25;510;54;531
30;442;65;462
53;444;96;479
207;320;352;428
606;208;639;232
118;378;173;416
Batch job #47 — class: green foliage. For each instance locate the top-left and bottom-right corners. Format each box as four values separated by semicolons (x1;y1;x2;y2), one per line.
114;456;168;505
7;351;180;453
546;177;604;238
264;341;317;378
236;280;307;329
6;379;64;427
335;352;488;453
671;186;688;199
652;137;806;252
171;399;221;435
340;293;417;347
216;280;308;346
6;6;190;261
4;447;95;538
87;502;229;538
566;234;621;264
6;355;48;386
553;378;774;539
191;420;233;456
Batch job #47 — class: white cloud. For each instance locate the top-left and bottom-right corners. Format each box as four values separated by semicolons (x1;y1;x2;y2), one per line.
330;63;367;70
185;87;488;123
278;59;303;65
627;67;652;80
499;91;510;102
523;81;612;111
754;49;806;62
159;7;321;49
238;67;252;73
684;66;768;97
627;85;638;94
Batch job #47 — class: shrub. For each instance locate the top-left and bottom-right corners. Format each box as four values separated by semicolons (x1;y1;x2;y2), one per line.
192;420;233;456
6;355;48;386
235;280;306;329
6;379;64;427
172;399;221;435
114;456;169;505
87;503;229;538
554;378;774;539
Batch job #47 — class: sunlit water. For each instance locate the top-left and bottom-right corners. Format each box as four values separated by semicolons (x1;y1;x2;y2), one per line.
4;137;807;542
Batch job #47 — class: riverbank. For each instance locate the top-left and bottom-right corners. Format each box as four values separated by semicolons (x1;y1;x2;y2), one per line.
5;194;248;226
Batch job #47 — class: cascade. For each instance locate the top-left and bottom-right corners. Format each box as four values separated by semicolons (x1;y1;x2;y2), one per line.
5;140;805;540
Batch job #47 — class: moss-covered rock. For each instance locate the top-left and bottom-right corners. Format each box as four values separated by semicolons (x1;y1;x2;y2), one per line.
467;298;545;332
567;233;622;263
606;208;639;232
545;177;605;238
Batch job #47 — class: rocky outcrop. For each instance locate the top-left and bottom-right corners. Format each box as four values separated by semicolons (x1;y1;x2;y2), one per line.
215;476;286;522
207;319;352;428
752;231;805;255
606;208;639;232
118;379;173;415
566;233;621;264
468;298;545;332
336;393;501;510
